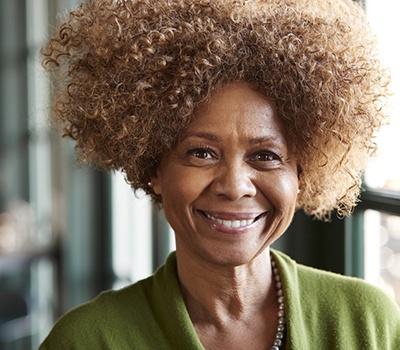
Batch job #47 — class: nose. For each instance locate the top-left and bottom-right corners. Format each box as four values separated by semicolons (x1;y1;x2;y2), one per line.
210;160;257;200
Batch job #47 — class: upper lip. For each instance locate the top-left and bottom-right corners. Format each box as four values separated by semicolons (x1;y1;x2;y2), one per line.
198;210;266;221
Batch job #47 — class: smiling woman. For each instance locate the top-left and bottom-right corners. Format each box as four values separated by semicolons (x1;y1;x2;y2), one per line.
39;0;400;349
150;82;299;348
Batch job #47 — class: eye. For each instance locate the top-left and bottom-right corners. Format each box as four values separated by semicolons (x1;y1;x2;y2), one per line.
188;147;215;160
252;151;281;162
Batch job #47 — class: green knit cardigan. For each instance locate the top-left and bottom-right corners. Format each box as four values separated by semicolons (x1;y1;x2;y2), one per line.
40;250;400;349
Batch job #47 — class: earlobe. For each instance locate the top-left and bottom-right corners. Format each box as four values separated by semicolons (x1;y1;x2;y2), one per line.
297;164;302;179
150;168;163;196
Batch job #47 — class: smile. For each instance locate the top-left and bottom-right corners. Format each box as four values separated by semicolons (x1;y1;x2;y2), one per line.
203;212;266;228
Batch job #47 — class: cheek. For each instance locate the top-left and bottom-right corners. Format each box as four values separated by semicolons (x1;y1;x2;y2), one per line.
264;172;299;212
161;171;211;231
170;171;210;203
155;167;210;207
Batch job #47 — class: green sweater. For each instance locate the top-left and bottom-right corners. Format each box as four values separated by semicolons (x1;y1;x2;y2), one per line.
40;250;400;349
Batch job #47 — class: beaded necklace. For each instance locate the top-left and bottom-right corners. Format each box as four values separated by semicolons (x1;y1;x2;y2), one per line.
270;257;286;350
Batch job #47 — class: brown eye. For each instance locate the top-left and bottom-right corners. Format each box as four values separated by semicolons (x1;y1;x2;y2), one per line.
189;148;214;159
253;152;280;162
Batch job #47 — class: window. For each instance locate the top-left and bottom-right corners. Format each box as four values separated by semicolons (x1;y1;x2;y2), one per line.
0;0;55;348
1;0;112;348
357;0;400;306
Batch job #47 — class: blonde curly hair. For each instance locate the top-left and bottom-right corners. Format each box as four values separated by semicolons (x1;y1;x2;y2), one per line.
42;0;389;219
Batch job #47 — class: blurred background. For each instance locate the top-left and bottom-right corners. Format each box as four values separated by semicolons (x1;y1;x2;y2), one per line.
0;0;399;349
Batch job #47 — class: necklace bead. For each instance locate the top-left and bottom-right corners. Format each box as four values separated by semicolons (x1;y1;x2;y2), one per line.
270;256;286;350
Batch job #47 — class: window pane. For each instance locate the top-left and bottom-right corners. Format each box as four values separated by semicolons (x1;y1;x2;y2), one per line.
364;0;400;192
111;172;153;288
364;210;400;306
111;172;176;289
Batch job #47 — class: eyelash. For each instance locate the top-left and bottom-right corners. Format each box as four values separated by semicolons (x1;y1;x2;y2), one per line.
186;146;282;165
251;150;282;162
187;146;216;159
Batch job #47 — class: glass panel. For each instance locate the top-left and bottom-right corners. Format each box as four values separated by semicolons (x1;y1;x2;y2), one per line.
111;171;176;289
0;0;57;347
0;256;55;350
364;0;400;192
364;210;400;306
111;172;153;288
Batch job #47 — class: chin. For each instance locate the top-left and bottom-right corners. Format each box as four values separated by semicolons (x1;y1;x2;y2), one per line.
200;247;270;268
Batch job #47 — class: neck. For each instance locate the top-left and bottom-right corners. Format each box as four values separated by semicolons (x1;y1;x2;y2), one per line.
176;248;276;326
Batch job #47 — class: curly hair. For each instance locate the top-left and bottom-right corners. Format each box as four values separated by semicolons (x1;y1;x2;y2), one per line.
42;0;389;219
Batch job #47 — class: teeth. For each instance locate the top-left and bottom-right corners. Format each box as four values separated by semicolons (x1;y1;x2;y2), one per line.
206;214;256;228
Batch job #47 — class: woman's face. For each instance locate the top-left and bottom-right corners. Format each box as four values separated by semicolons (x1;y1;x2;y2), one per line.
151;81;299;267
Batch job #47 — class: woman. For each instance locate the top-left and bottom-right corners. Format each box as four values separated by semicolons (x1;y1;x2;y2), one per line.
40;0;400;349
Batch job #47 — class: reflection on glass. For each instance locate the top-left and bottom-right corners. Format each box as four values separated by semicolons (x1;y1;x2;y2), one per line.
364;0;400;192
0;200;36;254
364;210;400;306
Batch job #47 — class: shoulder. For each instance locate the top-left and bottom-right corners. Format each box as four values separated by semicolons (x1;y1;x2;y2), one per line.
297;257;397;313
272;249;400;347
39;254;181;349
59;279;153;324
275;249;399;313
273;248;396;304
39;279;153;349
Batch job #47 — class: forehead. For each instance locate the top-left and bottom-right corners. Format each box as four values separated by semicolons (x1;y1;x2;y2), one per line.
186;81;287;140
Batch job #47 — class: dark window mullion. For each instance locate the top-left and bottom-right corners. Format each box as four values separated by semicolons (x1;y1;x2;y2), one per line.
358;188;400;216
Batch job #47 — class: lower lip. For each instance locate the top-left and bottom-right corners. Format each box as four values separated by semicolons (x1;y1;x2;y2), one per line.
200;212;264;235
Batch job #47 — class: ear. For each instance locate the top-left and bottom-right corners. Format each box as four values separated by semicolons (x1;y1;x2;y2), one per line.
150;166;163;196
297;164;302;179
